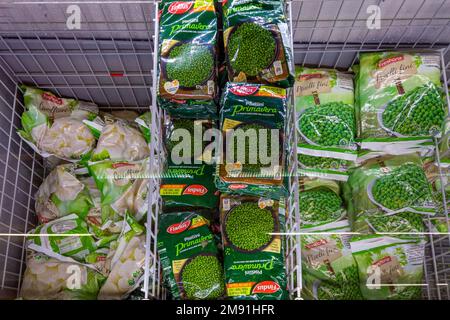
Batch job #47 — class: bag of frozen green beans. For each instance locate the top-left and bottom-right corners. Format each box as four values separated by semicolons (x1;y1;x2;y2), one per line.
160;163;218;209
358;51;447;151
295;67;357;155
301;220;363;300
344;154;437;218
350;235;425;300
216;83;287;199
158;0;218;119
158;211;225;300
299;177;347;228
223;0;294;87
219;194;288;300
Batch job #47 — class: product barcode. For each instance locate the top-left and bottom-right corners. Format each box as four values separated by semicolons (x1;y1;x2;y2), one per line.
274;61;283;76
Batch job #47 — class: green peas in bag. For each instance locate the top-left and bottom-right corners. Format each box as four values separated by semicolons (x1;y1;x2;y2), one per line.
158;211;225;300
220;195;288;300
350;235;425;300
358;51;447;151
223;0;294;87
301;220;363;300
158;0;218;118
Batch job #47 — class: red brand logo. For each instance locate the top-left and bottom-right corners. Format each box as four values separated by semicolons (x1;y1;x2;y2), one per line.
373;256;392;267
378;56;404;68
42;92;63;105
183;185;208;196
168;1;193;14
229;184;247;190
299;73;322;81
305;239;328;249
112;162;136;169
252;281;281;294
229;85;258;96
167;220;191;234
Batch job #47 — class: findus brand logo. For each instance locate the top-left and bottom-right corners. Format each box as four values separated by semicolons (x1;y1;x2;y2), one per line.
229;85;259;96
168;1;194;14
167;220;191;234
252;281;281;294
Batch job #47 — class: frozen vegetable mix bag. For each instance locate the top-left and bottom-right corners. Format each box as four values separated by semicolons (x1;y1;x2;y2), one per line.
20;250;105;300
216;83;287;199
220;195;288;300
301;220;363;300
158;0;218;118
223;0;294;87
35;164;94;224
358;51;446;150
344;154;436;217
160;163;218;209
350;235;425;300
135;112;152;143
19;85;98;161
294;66;357;161
158;211;225;300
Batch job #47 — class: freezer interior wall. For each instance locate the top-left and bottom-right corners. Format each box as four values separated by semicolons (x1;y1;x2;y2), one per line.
0;0;449;300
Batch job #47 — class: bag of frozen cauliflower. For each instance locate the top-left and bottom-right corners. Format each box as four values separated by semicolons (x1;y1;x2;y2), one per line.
84;113;149;161
18;85;98;161
88;159;150;223
98;213;147;300
20;250;105;300
35;164;94;224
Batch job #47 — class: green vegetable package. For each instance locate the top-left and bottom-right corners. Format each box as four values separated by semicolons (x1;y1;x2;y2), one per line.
301;220;363;300
295;67;357;177
344;154;436;218
35;164;94;224
158;0;218;118
88;159;150;222
164;116;217;163
19;85;98;161
223;0;294;87
358;51;446;151
220;195;288;300
158;211;225;300
160;163;218;209
438;116;450;167
135;112;152;143
350;235;425;300
299;178;346;228
216;83;287;199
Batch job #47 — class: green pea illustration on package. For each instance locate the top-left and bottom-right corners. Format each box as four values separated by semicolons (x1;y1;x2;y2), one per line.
158;0;218;118
223;0;294;87
216;83;287;199
344;154;436;218
299;178;346;228
158;211;225;300
295;67;357;166
220;195;288;300
18;85;98;161
350;235;425;300
358;51;446;150
301;220;363;300
160;163;218;209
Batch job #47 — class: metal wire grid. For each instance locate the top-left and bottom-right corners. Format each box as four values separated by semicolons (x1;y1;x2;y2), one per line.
0;0;447;300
